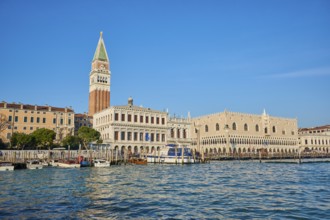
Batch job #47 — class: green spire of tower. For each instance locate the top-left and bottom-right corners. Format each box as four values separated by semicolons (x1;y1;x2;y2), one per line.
93;31;109;62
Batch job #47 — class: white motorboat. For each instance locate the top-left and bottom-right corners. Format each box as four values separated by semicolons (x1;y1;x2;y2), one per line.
0;162;15;171
41;160;49;167
93;159;110;167
50;159;60;167
26;160;43;170
147;144;196;164
57;160;81;168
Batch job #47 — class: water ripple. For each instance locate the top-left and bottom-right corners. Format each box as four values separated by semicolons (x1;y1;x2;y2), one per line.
0;162;329;219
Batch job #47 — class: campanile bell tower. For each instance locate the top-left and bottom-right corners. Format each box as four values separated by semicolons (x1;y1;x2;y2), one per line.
88;32;111;116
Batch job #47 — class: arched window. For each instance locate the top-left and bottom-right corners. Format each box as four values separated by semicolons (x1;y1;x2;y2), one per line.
232;123;236;131
205;125;209;132
265;127;268;134
244;123;248;131
272;126;276;133
216;123;220;131
255;124;259;132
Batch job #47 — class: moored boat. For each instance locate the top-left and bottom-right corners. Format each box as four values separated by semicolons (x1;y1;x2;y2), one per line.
147;144;195;164
41;160;49;167
0;161;15;171
50;159;60;167
57;160;81;168
26;160;43;169
78;156;91;167
128;157;147;165
93;159;110;167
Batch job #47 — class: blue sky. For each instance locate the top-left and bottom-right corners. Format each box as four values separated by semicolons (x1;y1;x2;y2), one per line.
1;0;329;128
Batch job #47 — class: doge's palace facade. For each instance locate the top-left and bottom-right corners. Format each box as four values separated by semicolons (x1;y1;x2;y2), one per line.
190;110;299;155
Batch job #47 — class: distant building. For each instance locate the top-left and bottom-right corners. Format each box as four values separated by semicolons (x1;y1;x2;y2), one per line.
88;32;111;117
74;113;93;134
0;102;74;143
167;115;192;147
190;110;299;155
298;125;330;153
93;97;170;154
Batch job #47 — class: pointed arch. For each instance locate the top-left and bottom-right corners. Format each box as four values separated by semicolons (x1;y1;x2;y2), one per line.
232;122;237;131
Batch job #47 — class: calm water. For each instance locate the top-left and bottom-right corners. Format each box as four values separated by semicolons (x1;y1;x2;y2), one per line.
1;161;329;219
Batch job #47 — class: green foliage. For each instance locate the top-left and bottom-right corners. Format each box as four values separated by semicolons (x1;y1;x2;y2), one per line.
11;132;35;149
62;135;81;149
78;126;100;149
31;128;56;149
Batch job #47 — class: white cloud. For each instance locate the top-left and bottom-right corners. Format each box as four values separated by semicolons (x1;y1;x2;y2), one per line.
266;67;330;79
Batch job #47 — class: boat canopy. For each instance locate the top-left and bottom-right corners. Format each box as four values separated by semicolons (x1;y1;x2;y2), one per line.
167;148;193;157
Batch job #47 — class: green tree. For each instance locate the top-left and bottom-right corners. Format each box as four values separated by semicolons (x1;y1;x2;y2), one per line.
62;135;81;149
11;132;35;149
78;126;100;149
31;128;56;149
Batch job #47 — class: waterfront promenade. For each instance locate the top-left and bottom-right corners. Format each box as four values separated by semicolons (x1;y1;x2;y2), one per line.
1;149;330;166
0;149;126;166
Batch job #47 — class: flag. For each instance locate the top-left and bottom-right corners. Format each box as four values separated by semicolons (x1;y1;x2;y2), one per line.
145;133;150;141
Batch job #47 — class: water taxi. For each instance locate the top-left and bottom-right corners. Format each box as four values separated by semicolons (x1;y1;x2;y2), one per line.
93;159;110;167
147;144;196;164
0;162;15;171
26;160;43;169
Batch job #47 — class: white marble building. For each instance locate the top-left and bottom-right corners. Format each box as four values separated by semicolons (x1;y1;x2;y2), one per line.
93;98;191;154
190;110;299;155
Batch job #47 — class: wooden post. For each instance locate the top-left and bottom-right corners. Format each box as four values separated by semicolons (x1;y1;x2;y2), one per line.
115;149;118;165
181;144;184;164
13;151;16;163
110;149;112;165
175;146;177;164
124;148;127;165
90;149;93;165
